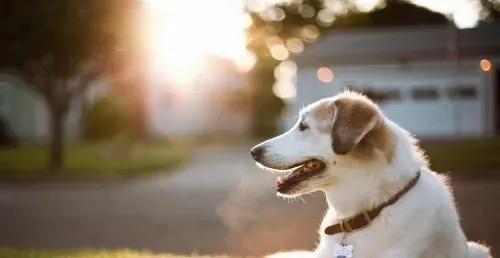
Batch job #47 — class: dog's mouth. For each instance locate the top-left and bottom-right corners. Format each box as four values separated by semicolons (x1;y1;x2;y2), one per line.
261;159;327;193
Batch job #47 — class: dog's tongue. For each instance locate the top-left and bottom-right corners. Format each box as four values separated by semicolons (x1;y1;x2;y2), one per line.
275;177;285;187
274;166;304;188
274;160;322;188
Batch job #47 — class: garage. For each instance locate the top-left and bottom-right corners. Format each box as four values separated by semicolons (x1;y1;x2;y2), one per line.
288;22;500;139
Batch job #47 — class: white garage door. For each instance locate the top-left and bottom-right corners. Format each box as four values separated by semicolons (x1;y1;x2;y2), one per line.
293;64;486;138
344;76;485;138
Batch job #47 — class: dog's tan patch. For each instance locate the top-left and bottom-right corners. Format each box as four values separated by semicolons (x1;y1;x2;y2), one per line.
356;119;395;163
332;91;395;163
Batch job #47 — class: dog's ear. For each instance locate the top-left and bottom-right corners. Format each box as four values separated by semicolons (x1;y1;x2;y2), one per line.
331;98;379;155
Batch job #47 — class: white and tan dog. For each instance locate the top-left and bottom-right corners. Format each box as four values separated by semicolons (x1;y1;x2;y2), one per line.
251;91;491;258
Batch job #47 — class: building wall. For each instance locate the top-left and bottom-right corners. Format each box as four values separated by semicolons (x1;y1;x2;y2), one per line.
0;76;38;141
287;60;495;138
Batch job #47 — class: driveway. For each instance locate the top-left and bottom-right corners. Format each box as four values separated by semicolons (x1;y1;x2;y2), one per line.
0;146;498;257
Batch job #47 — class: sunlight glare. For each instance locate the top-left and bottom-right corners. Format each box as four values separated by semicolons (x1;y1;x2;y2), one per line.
409;0;480;28
146;0;251;84
246;0;294;13
144;0;482;85
235;50;258;73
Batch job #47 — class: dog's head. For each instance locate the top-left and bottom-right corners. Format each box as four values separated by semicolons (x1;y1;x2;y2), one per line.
251;91;395;197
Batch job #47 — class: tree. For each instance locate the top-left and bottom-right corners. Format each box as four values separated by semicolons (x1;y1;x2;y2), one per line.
248;0;500;57
0;0;141;173
246;0;460;59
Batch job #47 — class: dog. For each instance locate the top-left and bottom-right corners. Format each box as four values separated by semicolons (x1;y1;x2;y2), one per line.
250;91;491;258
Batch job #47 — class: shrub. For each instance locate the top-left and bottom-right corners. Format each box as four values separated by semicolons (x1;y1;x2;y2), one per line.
82;92;132;141
247;64;286;139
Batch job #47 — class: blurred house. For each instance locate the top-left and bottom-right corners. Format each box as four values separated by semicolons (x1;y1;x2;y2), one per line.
0;56;246;142
0;73;110;143
288;21;500;139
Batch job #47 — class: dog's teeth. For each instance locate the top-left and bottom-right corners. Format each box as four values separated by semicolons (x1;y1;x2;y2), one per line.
277;177;284;184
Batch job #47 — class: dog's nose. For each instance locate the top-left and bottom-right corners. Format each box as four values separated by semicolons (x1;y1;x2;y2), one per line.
250;146;264;160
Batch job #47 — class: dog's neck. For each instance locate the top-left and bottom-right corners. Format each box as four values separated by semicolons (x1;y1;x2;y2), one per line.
324;122;426;219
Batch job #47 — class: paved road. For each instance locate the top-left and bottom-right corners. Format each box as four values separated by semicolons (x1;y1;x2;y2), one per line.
0;147;498;257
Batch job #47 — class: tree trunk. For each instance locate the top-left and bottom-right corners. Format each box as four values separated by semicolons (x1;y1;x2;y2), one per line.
48;109;66;174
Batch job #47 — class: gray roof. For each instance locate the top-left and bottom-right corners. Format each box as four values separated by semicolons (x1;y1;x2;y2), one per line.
294;22;500;67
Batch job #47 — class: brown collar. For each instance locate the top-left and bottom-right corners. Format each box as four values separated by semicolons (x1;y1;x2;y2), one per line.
324;170;421;235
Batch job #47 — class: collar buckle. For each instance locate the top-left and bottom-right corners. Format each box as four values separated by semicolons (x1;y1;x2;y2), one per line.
363;211;372;224
340;220;353;233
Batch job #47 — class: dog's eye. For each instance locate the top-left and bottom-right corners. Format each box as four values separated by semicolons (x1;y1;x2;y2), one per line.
298;121;309;131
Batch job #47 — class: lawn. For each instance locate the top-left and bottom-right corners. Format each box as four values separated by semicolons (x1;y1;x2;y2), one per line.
0;249;233;258
422;137;500;176
0;141;189;182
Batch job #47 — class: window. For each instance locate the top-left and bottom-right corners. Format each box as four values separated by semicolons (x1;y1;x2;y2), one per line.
363;88;401;102
411;87;439;100
447;85;477;100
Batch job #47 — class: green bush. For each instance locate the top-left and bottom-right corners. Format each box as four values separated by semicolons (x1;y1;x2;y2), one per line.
82;93;132;140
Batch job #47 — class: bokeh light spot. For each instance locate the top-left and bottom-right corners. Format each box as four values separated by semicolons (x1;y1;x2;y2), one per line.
324;0;349;14
480;59;492;72
300;4;316;18
266;36;284;48
317;67;334;83
317;9;335;27
354;0;381;12
286;38;304;53
260;6;286;21
273;81;297;100
274;60;298;81
270;45;290;61
273;60;298;100
301;25;320;43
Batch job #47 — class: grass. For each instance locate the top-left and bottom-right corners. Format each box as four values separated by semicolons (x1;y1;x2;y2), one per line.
0;141;189;182
423;137;500;175
0;249;233;258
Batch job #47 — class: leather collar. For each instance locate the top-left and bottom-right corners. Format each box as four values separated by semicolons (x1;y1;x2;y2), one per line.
324;170;421;235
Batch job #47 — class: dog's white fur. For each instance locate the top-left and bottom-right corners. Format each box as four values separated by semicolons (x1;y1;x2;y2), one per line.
253;91;491;258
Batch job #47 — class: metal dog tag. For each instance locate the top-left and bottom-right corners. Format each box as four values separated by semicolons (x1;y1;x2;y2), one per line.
334;243;354;258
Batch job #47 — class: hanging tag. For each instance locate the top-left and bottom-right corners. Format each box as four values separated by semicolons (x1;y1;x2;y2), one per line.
333;243;354;258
